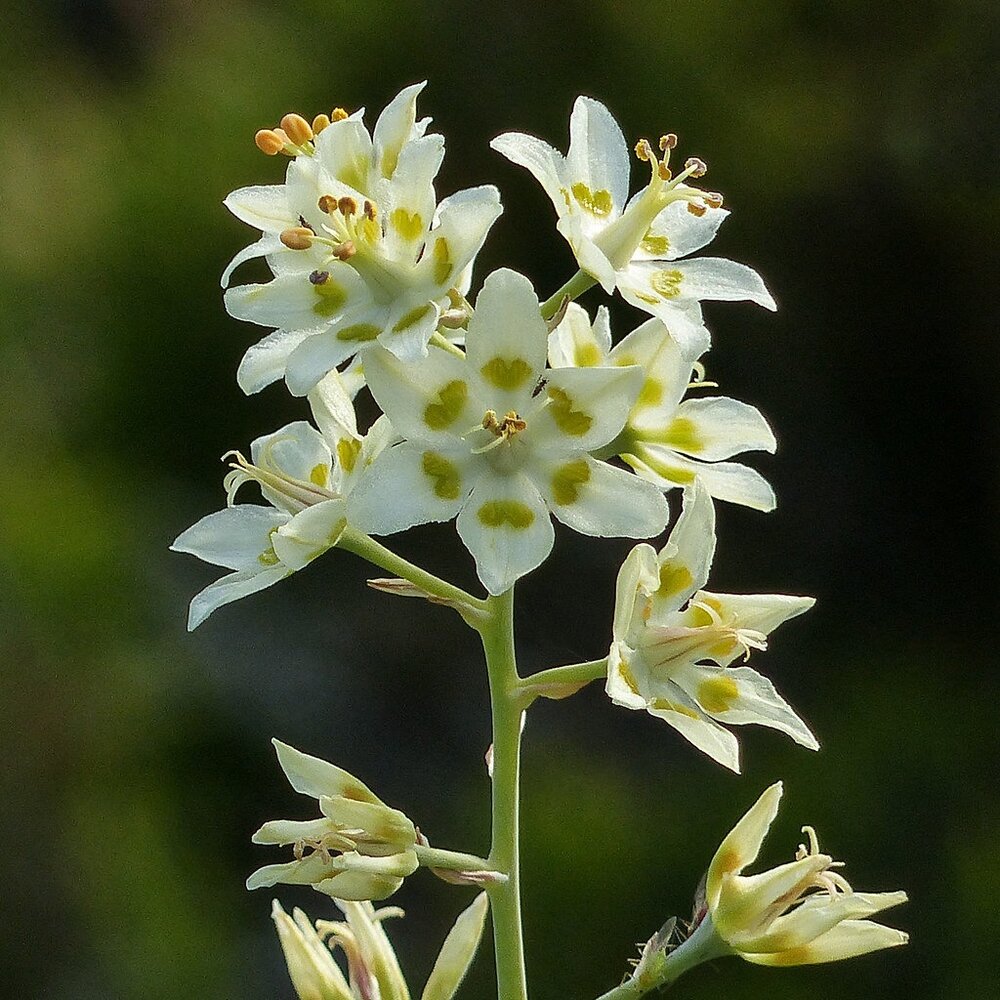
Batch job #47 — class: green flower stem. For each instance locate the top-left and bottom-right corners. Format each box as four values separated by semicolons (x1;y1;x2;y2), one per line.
338;528;487;623
539;269;598;320
413;843;504;876
515;658;608;705
593;917;730;1000
480;587;529;1000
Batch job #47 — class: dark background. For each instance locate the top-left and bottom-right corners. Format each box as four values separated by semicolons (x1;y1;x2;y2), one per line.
2;1;997;997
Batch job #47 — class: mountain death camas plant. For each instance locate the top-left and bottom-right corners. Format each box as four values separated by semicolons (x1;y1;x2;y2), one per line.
173;84;908;999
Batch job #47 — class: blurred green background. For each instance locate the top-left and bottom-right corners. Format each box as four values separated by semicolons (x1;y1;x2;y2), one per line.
2;1;997;997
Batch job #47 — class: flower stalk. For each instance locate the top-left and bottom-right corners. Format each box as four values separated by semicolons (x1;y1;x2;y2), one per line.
480;587;529;1000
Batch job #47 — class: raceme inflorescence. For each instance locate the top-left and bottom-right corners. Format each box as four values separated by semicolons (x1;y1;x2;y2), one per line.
172;84;908;999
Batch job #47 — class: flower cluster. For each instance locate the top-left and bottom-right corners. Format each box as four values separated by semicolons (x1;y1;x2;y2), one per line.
171;83;907;996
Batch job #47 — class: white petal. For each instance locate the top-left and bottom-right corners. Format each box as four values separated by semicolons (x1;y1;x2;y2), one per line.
532;365;642;453
314;871;404;902
698;592;815;645
637;201;729;261
706;782;783;909
377;133;445;259
669;397;776;460
247;853;341;891
648;693;741;772
490;131;566;212
271;738;380;802
627;446;777;512
223;184;297;231
467;268;548;410
669;258;777;310
421;185;503;290
225;265;368;332
379;298;441;362
534;455;668;538
670;663;819;750
742;920;909;966
606;641;650;709
556;214;618;292
237;328;318;395
171;505;288;570
252;817;334;846
186;564;290;630
373;81;427;180
748;891;908;954
314;116;375;195
421;893;489;1000
249;421;333;506
614;272;712;352
456;473;554;595
566;96;630;218
348;443;472;536
221;233;285;288
611;546;659;644
271;901;352;999
362;345;479;445
547;302;611;368
283;307;388;397
308;370;360;443
608;316;699;425
273;499;348;570
649;480;716;617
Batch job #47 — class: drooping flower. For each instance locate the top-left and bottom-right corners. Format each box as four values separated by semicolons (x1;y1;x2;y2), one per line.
607;480;816;771
549;303;777;510
704;782;908;965
492;97;774;350
222;82;502;396
347;267;670;595
248;740;419;902
272;892;489;1000
171;372;390;629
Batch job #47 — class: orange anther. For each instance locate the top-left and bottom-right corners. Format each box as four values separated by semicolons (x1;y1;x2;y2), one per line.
280;113;313;145
254;129;286;155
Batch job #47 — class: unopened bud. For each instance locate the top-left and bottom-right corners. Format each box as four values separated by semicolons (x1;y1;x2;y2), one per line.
280;113;313;145
280;227;315;250
254;129;287;155
317;194;338;214
330;107;349;122
338;196;358;216
685;156;708;177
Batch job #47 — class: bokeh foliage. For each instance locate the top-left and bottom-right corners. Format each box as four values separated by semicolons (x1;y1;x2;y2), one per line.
1;1;997;997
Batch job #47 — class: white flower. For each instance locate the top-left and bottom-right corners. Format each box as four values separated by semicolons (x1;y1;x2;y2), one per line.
492;97;774;350
222;82;502;396
248;740;419;902
549;303;777;511
705;782;908;965
171;372;390;629
272;892;489;1000
347;268;670;595
607;481;817;772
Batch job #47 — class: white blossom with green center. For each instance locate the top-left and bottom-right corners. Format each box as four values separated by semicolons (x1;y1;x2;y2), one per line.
347;268;670;595
607;482;817;772
248;740;419;903
492;96;775;350
221;82;502;396
272;891;489;1000
549;303;777;510
704;782;908;965
171;372;390;628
